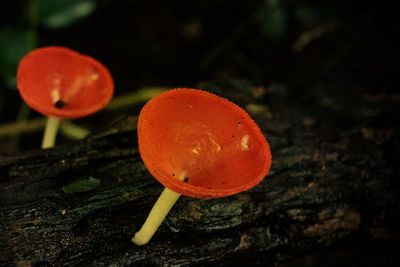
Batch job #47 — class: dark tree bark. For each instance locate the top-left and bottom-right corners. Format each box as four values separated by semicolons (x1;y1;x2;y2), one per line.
0;83;399;266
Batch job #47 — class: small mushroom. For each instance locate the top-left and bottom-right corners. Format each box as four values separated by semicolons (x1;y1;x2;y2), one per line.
17;46;114;148
132;88;271;245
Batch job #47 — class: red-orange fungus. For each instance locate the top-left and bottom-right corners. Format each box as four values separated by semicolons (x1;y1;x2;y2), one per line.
17;46;114;119
138;88;272;199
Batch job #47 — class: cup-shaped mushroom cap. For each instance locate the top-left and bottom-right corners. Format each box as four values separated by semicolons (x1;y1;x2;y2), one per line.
17;46;114;119
138;88;271;199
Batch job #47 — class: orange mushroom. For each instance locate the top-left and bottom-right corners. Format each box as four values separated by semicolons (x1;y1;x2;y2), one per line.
17;46;114;148
132;88;271;245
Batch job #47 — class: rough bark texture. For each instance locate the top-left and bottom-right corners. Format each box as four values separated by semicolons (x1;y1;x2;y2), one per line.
0;83;399;266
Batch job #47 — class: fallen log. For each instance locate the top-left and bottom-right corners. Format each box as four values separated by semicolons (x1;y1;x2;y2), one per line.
0;83;398;266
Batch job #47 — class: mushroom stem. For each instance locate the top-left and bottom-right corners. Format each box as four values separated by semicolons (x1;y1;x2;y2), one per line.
41;116;61;148
132;187;181;245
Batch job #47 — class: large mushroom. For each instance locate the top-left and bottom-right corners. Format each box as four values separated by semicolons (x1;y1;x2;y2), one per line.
132;88;271;245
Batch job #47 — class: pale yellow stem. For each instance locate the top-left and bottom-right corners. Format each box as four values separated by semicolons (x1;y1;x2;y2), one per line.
132;187;181;246
41;116;61;148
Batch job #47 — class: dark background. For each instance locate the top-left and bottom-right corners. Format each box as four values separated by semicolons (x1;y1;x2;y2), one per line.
1;1;397;122
0;0;398;266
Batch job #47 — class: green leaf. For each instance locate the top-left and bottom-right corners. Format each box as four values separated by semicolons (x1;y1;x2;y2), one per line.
62;176;101;194
38;0;96;29
0;27;30;88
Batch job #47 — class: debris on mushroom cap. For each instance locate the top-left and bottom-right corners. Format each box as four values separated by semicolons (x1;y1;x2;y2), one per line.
17;46;114;119
138;88;272;199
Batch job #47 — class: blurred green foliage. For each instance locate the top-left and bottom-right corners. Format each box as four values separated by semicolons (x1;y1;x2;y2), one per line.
38;0;96;29
295;5;319;26
0;0;96;88
0;28;30;88
258;0;287;41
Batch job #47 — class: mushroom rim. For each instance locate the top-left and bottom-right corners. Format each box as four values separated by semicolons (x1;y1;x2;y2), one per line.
137;88;272;199
145;149;271;199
